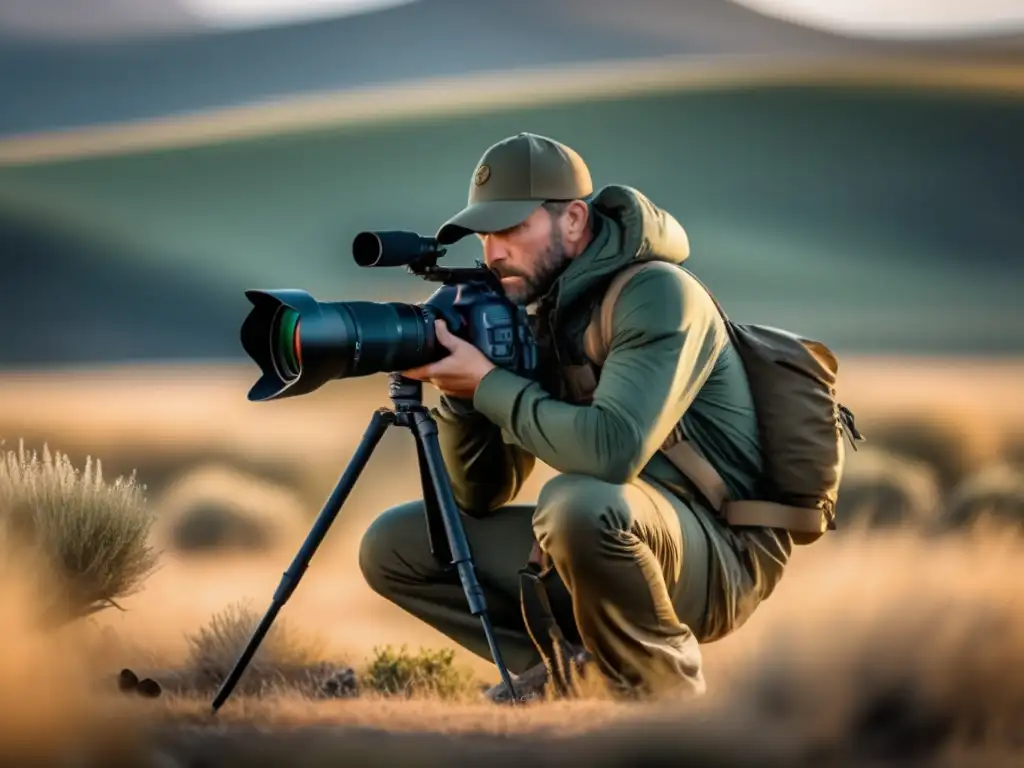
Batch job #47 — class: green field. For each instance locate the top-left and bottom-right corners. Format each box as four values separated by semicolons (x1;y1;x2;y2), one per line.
2;66;1022;366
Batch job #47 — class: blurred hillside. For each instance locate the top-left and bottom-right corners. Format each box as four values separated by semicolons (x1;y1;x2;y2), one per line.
0;0;1022;368
2;0;1021;138
2;78;1022;366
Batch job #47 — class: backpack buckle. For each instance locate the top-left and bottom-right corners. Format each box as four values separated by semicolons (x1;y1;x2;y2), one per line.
838;404;865;451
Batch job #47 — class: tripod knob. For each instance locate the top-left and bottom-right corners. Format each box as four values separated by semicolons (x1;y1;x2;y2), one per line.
388;372;424;403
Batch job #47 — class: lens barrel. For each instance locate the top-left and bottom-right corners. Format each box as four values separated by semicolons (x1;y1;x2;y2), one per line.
240;289;442;401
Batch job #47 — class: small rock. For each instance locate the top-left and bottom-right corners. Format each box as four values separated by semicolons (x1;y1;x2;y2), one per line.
318;666;359;699
137;678;163;698
118;668;140;693
116;668;163;698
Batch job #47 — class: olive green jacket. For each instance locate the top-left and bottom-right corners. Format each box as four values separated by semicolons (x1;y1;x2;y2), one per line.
433;185;791;590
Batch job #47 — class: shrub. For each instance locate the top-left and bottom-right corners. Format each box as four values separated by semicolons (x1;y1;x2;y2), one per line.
183;599;340;695
0;439;158;626
362;644;477;700
863;413;995;493
170;502;275;553
835;446;942;531
936;463;1024;533
152;464;307;555
1005;429;1024;467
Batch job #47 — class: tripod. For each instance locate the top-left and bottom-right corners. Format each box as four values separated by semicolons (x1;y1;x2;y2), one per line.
210;373;518;712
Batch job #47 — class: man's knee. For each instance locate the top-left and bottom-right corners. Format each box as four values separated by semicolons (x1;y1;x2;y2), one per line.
358;500;426;597
533;473;631;559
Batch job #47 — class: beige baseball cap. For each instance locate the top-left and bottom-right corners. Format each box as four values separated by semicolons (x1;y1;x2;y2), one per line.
436;132;593;245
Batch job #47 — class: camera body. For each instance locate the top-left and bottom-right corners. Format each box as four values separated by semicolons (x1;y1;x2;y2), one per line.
240;230;539;402
422;279;536;374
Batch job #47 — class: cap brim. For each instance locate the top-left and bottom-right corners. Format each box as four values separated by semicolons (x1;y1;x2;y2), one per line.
436;199;543;245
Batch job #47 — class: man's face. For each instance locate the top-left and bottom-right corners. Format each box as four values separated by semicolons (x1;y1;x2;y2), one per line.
479;206;571;306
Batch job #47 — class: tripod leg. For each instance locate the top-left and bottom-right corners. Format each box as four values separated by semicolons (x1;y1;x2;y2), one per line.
211;408;393;713
415;436;452;568
410;411;519;702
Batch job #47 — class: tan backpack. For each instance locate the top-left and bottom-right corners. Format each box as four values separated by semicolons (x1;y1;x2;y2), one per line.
583;261;864;545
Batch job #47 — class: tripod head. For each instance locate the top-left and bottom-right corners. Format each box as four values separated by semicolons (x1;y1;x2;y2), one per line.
387;372;426;410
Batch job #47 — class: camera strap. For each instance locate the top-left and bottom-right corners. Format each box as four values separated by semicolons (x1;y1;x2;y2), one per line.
518;541;582;698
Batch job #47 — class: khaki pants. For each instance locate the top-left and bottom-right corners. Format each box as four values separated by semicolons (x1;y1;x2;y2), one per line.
359;473;763;695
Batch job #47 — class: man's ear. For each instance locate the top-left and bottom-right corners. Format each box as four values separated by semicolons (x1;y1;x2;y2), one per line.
564;199;591;243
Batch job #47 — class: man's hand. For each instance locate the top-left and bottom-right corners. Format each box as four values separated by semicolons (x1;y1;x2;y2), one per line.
403;319;496;400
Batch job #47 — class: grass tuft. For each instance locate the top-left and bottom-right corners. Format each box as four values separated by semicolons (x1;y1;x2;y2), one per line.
0;438;158;626
182;599;345;696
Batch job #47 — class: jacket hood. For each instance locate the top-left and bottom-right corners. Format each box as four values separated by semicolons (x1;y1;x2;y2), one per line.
551;184;690;311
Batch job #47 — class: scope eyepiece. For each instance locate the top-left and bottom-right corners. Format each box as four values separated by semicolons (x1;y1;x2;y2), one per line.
352;230;443;268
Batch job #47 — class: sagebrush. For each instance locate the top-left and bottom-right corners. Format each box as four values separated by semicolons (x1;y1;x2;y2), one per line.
0;439;158;626
363;644;478;700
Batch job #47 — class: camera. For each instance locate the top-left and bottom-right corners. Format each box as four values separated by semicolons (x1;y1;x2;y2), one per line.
240;230;539;401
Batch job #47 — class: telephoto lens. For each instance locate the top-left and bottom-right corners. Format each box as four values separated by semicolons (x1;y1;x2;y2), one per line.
240;288;445;401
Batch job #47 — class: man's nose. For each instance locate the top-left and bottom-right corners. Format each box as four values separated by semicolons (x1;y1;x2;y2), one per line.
482;236;505;267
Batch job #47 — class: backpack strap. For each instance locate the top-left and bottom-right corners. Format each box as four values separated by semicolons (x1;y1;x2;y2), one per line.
722;500;829;534
660;439;729;510
583;262;662;367
661;439;828;534
582;262;830;537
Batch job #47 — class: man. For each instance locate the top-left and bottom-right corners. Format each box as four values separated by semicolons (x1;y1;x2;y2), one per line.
358;132;792;701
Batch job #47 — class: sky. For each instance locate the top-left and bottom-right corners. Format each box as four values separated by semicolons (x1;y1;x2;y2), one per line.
180;0;417;27
1;0;1022;41
182;0;1024;37
732;0;1024;38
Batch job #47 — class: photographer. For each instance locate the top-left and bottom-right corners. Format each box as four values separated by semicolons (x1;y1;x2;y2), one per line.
358;133;792;702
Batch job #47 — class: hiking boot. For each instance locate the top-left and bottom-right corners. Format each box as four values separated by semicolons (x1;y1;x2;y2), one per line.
484;661;549;704
483;647;594;704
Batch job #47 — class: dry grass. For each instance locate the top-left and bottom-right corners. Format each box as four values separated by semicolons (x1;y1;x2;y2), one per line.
0;537;153;765
73;526;1024;767
0;358;1023;765
0;439;158;626
0;364;389;504
180;599;336;695
134;601;482;702
704;526;1024;757
2;512;1024;766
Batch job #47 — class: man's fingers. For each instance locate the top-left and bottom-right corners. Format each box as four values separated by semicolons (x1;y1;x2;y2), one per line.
403;353;453;381
402;364;432;381
434;319;464;351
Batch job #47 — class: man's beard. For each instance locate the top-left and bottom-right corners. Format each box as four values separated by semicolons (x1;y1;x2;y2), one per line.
502;232;571;306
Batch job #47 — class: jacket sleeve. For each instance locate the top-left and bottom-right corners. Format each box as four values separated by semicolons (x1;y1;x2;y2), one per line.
433;394;536;515
471;266;724;484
